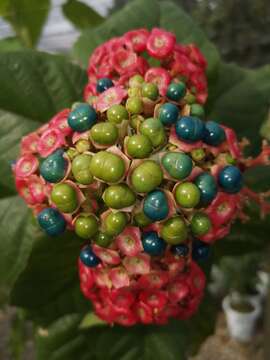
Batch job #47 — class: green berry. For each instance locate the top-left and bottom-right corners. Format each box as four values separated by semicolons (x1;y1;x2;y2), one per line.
126;97;143;114
89;151;125;183
103;211;128;236
90;122;118;146
141;82;159;101
128;87;141;98
191;148;206;162
175;182;200;208
66;148;79;160
161;216;188;244
161;152;193;180
129;74;144;88
75;139;90;153
103;184;136;209
130;115;144;130
131;160;163;193
75;215;98;239
184;93;196;104
191;212;211;236
93;232;113;247
134;211;152;227
126;134;152;159
190;104;205;118
51;183;78;213
107;104;128;124
72;154;93;185
139;117;166;147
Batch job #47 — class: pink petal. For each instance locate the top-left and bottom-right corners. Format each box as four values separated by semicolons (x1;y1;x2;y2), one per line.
20;132;40;154
37;128;66;158
115;226;143;257
49;109;72;137
109;266;130;289
95;86;127;112
28;175;46;204
14;154;39;179
92;244;121;265
123;253;150;275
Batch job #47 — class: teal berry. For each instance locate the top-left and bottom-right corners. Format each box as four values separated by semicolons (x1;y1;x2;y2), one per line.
72;154;94;185
141;82;159;101
131;160;163;193
40;149;67;183
218;165;243;193
191;212;211;236
126;97;143;114
107;104;128;124
175;116;205;143
68;103;97;133
158;102;179;126
160;216;188;245
171;244;189;257
203;121;226;146
37;208;66;236
142;231;166;256
143;190;169;221
93;232;113;247
103;184;136;209
80;245;100;267
190;104;205;118
90;122;119;146
51;183;78;213
96;77;114;93
74;215;98;239
161;152;193;180
126;134;152;159
166;82;186;101
175;182;201;208
194;172;218;206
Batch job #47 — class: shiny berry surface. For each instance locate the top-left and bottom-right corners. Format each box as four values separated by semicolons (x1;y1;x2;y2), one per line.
51;183;78;213
166;82;186;101
158;103;179;126
191;213;211;236
194;173;218;206
143;190;169;221
142;231;166;256
75;215;98;239
160;216;188;244
175;116;205;143
203;121;226;146
107;104;128;124
175;182;201;208
37;208;66;236
96;77;114;93
162;152;193;180
40;149;66;183
80;246;100;267
192;241;210;261
218;165;243;193
68;103;97;132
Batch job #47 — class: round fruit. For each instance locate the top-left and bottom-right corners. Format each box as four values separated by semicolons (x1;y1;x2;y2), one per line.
75;215;98;239
175;182;200;208
130;114;144;130
75;139;90;153
194;172;218;205
126;134;152;159
190;104;205;118
192;241;210;261
93;232;113;247
126;97;143;114
103;184;136;209
166;82;186;101
218;165;243;193
143;190;169;221
175;116;205;143
160;216;188;244
103;211;128;236
68;103;97;132
191;213;211;236
131;160;163;193
191;148;205;162
129;74;144;88
40;149;67;183
203;121;226;146
139;117;166;147
90;122;118;146
107;104;128;124
141;82;159;100
158;102;179;126
51;183;78;213
161;152;193;180
72;154;93;185
37;208;66;236
96;77;114;93
171;244;189;257
89;151;125;183
142;231;166;256
133;211;152;227
80;245;100;267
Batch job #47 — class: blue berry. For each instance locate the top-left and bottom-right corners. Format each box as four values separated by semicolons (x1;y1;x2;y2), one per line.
158;103;179;126
192;240;210;261
143;190;169;221
68;103;97;133
37;208;66;236
166;82;186;101
142;231;166;256
40;149;67;183
171;244;189;257
203;121;225;146
96;78;114;93
80;245;100;267
175;116;205;143
218;165;243;193
194;172;218;206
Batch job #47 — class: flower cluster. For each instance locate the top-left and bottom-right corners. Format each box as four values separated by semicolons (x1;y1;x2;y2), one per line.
13;28;270;326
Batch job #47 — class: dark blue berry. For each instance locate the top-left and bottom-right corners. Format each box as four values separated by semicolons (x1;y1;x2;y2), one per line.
171;244;189;257
175;116;205;143
68;103;97;133
166;82;186;101
37;208;66;236
96;77;114;93
142;231;166;256
203;121;226;146
40;149;67;183
143;190;169;221
158;103;179;126
192;240;210;261
194;172;218;206
218;165;243;193
80;245;100;267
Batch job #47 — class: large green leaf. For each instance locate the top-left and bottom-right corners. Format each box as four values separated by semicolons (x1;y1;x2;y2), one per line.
0;0;50;48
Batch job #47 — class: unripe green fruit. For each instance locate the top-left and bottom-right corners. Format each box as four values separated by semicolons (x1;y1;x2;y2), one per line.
141;82;159;101
75;139;90;153
191;212;211;236
190;104;205;118
107;104;128;124
103;184;136;209
130;115;144;130
161;152;193;180
72;154;93;185
51;183;78;213
103;211;128;236
129;74;144;88
131;160;163;193
139;117;166;147
191;148;205;162
175;182;201;208
126;97;143;114
90;122;118;146
89;151;125;183
134;211;152;227
93;232;113;247
75;215;98;239
161;216;188;244
126;134;152;159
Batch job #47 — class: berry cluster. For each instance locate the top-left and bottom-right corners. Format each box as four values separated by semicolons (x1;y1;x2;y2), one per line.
13;28;270;326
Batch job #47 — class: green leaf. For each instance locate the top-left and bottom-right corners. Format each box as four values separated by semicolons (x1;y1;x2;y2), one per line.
79;313;107;329
72;0;160;67
0;0;50;48
0;37;24;52
62;0;104;30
